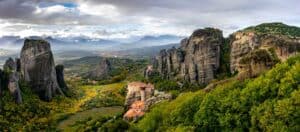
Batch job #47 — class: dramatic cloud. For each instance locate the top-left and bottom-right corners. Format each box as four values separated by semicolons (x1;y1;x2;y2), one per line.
0;0;299;38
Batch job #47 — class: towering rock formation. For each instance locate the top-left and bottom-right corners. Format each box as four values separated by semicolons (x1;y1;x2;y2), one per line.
20;39;64;101
230;26;300;79
155;28;224;84
55;65;68;94
154;23;300;83
4;58;22;103
89;58;112;79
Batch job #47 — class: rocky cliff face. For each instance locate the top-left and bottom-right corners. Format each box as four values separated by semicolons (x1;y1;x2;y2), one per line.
89;58;112;79
55;65;68;94
20;39;64;101
4;58;22;103
153;23;300;83
155;28;224;84
230;31;300;79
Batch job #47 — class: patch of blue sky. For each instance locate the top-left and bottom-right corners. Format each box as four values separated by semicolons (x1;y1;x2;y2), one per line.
38;2;77;8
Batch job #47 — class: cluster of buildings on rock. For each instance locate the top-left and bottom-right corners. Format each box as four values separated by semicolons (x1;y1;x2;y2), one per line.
123;82;171;121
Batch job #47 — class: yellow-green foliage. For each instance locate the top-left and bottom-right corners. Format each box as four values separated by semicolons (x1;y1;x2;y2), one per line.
56;81;126;131
135;55;300;131
80;82;126;110
0;78;126;131
0;86;75;131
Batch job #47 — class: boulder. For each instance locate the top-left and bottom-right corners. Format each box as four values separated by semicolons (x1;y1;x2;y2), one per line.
20;39;63;101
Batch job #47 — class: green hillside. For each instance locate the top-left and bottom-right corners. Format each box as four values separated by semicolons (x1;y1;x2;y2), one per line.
134;54;300;131
245;22;300;37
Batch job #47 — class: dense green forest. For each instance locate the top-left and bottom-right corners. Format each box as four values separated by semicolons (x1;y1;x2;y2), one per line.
245;22;300;37
133;54;300;131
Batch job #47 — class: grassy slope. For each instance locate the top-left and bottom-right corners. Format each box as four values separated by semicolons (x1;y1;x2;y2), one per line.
134;54;300;131
56;82;126;131
0;80;127;131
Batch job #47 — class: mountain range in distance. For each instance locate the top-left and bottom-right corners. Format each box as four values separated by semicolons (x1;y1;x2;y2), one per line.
0;34;183;51
0;34;183;66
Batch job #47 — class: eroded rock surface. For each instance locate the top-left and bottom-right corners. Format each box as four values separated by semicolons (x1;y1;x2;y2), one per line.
20;39;63;101
154;28;224;84
55;65;68;94
4;58;22;103
230;31;300;79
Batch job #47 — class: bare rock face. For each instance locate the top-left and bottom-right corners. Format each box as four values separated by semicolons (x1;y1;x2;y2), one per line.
55;65;68;94
20;39;63;101
89;58;112;79
4;58;22;103
230;31;300;79
8;71;22;103
144;65;156;79
155;28;224;84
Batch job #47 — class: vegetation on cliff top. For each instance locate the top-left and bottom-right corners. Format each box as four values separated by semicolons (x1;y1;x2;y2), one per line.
134;54;300;131
245;22;300;37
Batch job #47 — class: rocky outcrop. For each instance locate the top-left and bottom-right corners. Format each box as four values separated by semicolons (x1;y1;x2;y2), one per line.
89;58;112;79
4;58;22;103
144;91;172;110
8;71;22;103
124;82;154;109
144;65;155;79
55;65;68;94
20;39;64;101
230;31;300;79
155;28;224;84
123;82;172;121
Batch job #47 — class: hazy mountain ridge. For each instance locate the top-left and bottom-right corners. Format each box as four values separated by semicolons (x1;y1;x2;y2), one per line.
0;34;183;52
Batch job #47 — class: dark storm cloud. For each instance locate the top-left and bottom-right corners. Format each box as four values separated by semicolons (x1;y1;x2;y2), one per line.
0;0;36;19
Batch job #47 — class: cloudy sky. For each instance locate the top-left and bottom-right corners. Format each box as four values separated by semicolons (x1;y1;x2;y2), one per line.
0;0;299;39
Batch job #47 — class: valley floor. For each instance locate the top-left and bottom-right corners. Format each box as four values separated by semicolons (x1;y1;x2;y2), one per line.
56;82;126;131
